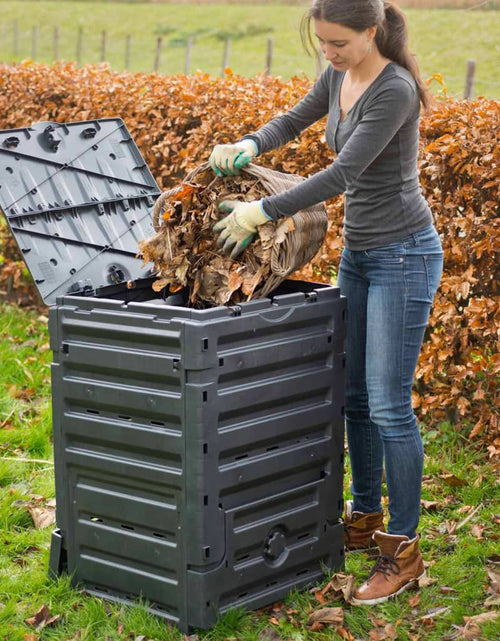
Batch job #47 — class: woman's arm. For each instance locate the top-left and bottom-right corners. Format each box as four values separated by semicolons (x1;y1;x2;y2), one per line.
261;75;418;219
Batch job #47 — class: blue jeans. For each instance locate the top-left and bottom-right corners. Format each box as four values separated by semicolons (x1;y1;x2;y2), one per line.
337;224;443;538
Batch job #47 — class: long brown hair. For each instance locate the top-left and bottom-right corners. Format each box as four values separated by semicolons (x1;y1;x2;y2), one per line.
300;0;430;108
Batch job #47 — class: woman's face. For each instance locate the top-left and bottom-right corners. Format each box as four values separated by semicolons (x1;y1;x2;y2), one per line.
314;19;376;71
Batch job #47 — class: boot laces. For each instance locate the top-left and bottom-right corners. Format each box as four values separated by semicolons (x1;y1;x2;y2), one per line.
368;554;401;578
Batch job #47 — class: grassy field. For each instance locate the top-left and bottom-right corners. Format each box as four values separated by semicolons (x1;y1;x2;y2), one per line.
0;300;499;640
0;2;499;98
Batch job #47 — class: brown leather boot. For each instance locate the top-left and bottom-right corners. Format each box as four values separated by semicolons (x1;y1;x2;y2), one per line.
344;500;385;552
350;530;426;605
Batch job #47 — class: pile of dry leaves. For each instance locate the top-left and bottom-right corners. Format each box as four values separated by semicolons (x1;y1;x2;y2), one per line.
138;165;298;307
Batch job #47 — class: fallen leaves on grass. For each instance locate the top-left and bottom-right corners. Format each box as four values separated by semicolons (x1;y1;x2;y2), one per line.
439;472;468;488
13;495;56;529
307;606;354;638
25;604;60;630
312;572;355;604
461;611;499;639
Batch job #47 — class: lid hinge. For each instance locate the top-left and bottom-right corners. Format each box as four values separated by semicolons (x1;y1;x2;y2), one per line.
67;279;95;297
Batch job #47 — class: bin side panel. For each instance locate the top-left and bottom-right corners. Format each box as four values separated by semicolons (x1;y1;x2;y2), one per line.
50;305;187;625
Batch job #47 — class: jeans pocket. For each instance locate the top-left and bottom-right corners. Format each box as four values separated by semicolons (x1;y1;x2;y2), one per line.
422;254;443;301
363;242;405;264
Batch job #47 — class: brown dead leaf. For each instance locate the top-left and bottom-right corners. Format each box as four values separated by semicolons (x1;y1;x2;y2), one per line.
470;523;485;540
27;503;56;529
308;621;324;632
307;606;343;627
257;628;281;641
462;611;499;639
25;604;60;630
321;572;355;602
421;499;440;510
439;472;467;487
486;567;500;594
23;635;38;641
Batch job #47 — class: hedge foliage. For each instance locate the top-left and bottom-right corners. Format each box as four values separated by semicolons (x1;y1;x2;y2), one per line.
0;62;498;448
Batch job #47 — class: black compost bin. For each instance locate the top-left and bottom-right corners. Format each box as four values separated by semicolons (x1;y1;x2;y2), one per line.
0;119;346;633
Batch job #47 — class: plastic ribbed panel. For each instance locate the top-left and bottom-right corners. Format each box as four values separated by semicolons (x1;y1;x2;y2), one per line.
0;119;160;305
49;280;346;632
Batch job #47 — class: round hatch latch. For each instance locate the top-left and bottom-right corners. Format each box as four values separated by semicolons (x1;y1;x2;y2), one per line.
263;527;288;565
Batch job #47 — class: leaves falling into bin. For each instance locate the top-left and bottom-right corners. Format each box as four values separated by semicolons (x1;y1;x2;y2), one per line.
137;163;328;307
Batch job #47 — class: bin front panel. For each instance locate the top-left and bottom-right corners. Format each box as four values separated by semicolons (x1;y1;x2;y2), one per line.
50;283;345;632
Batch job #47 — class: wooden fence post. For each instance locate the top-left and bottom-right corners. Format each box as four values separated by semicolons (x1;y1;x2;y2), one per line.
265;37;273;76
13;20;19;58
185;36;193;75
76;26;83;65
32;25;38;60
221;38;230;76
154;36;162;72
54;25;59;61
464;59;476;100
100;30;107;62
125;34;132;69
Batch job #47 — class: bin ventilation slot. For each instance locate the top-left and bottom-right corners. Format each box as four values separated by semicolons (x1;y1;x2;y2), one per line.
204;547;210;558
266;445;279;452
151;420;165;426
238;592;248;599
236;554;250;562
153;532;166;539
203;495;208;506
202;391;208;402
86;409;100;415
121;524;135;531
203;443;208;454
118;415;131;421
327;336;332;343
219;358;224;366
234;454;248;461
296;568;309;576
202;338;209;351
297;532;310;541
266;581;278;588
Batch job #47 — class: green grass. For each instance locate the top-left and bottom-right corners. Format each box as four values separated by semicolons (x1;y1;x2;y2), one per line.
0;300;499;640
0;2;498;98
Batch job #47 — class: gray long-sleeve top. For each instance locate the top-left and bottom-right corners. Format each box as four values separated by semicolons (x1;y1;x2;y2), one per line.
243;61;433;251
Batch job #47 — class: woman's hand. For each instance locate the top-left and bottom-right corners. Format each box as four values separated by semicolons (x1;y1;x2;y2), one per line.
213;199;271;258
209;139;258;176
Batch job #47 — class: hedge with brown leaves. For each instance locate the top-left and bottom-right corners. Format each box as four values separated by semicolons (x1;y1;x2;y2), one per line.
0;62;498;450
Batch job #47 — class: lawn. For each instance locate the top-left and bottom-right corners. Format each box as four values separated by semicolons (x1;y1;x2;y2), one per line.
0;2;498;98
0;301;499;640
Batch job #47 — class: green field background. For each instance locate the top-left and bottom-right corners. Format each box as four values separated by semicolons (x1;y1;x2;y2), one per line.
0;2;499;98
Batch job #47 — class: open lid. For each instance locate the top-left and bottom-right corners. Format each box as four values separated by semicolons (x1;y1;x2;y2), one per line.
0;118;161;305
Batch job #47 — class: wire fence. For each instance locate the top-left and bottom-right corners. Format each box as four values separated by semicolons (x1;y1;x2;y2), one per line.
1;20;498;98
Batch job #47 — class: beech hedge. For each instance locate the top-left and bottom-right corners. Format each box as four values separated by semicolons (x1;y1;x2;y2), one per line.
0;62;498;449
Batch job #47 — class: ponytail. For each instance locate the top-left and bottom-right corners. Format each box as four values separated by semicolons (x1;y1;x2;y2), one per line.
301;0;431;109
376;2;431;109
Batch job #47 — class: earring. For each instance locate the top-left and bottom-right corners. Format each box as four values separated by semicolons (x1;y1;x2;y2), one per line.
367;40;373;54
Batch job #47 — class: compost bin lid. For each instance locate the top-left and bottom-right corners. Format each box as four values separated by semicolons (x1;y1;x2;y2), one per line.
0;118;161;305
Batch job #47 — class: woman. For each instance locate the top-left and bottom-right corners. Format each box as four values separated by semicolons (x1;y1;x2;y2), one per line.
209;0;443;605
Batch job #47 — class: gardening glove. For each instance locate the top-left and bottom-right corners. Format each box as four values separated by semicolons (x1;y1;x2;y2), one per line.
209;139;258;176
213;199;271;259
